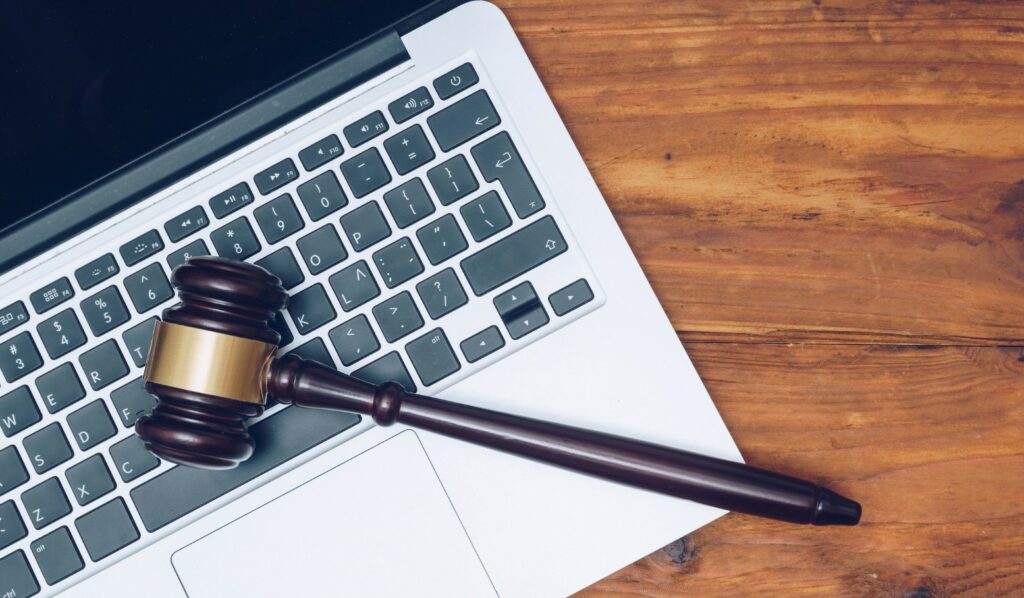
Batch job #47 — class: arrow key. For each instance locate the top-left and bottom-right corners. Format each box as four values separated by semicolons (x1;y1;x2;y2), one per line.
549;279;595;316
460;326;505;363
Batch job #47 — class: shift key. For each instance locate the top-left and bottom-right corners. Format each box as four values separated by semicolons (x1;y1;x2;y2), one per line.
460;216;567;296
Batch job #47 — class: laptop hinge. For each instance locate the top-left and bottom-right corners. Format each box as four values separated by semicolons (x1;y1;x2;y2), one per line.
0;31;409;275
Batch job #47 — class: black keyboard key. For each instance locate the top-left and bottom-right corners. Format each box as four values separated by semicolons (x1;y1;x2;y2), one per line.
209;183;254;219
0;446;30;497
405;329;460;387
288;338;335;368
340;202;391;252
461;216;567;296
384;125;435;175
31;527;83;585
254;194;305;244
110;378;157;428
75;498;139;561
124;263;174;313
299;134;344;171
550;279;595;316
372;238;423;289
384;178;435;229
297;171;348;221
67;400;116;451
0;386;40;437
119;230;164;267
461;190;512;242
23;423;72;474
37;309;86;359
416;214;468;266
74;254;119;290
80;286;130;337
352;352;416;393
428;155;478;206
66;455;116;507
0;551;38;598
427;90;500;152
123;317;159;368
472;132;545;219
495;282;549;340
287;284;336;335
21;478;70;530
270;311;294;348
329;315;380;366
131;407;360;532
35;364;86;414
434;63;479;100
167;239;210;270
109;436;160;483
328;260;380;312
256;248;305;290
416;268;468;320
389;86;434;123
211;217;261;261
296;225;347;275
29;277;75;314
0;500;27;550
461;326;505;363
79;340;128;391
164;206;210;242
0;332;43;383
372;292;424;343
341;148;392;198
254;158;299;195
0;301;29;335
344;111;388;147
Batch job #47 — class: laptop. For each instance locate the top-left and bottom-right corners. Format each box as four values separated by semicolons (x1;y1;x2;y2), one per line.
0;1;742;596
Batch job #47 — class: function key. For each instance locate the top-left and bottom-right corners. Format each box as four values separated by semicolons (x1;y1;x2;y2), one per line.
164;205;210;243
254;158;299;195
167;239;210;271
75;498;140;562
549;279;595;316
209;183;254;219
0;500;28;550
384;125;435;175
297;171;348;221
254;194;305;244
0;386;41;437
343;111;389;147
119;230;165;267
80;287;130;337
0;446;30;496
0;301;30;336
428;155;479;206
74;254;120;290
0;333;43;383
29;277;75;314
21;477;71;530
434;63;479;100
0;551;39;598
299;134;344;171
427;90;500;152
388;86;434;124
37;309;87;359
124;263;174;314
460;326;505;363
405;329;461;387
340;148;392;199
211;217;262;261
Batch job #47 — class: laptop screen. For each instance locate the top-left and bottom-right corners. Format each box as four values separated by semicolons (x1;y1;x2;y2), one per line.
0;0;432;234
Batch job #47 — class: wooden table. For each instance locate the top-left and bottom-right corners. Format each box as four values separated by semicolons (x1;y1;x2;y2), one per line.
497;1;1024;595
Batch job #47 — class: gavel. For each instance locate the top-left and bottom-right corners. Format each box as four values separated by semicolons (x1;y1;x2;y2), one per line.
135;257;861;526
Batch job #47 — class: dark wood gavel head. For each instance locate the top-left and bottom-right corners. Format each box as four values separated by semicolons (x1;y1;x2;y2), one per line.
135;257;289;469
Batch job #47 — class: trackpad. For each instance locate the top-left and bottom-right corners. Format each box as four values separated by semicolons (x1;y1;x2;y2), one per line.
172;431;495;597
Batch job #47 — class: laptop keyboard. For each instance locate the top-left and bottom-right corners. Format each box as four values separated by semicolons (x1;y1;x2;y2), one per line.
0;59;601;595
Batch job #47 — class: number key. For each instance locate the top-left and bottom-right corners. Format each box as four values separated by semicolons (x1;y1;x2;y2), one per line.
297;171;348;221
254;194;305;244
37;309;86;359
211;217;261;261
168;239;210;270
0;332;43;383
80;286;130;337
124;263;174;313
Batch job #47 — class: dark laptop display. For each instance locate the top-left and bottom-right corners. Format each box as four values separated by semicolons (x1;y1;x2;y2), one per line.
0;0;431;234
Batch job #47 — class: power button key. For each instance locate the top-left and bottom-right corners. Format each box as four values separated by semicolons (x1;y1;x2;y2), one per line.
433;63;479;100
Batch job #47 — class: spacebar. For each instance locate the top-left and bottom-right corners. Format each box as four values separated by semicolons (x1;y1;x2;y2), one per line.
131;407;361;532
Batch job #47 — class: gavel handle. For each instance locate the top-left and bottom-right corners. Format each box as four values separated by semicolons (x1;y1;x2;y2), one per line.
268;355;860;525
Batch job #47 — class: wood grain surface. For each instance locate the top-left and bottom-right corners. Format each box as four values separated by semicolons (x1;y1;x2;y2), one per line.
495;0;1024;595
